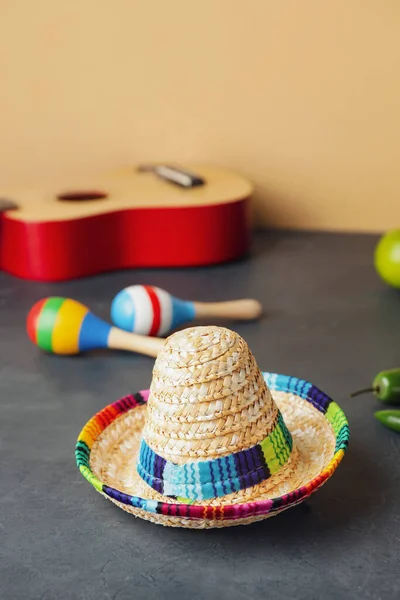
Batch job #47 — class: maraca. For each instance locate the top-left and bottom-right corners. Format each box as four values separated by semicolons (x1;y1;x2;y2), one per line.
27;297;165;357
110;285;263;336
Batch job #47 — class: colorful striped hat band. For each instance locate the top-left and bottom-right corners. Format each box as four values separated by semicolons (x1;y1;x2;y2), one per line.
136;410;293;501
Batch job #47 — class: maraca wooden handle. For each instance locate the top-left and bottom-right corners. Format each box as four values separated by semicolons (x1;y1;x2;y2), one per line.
193;299;263;321
108;327;165;357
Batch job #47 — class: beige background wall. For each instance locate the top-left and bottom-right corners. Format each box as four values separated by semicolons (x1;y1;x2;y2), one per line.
0;0;399;233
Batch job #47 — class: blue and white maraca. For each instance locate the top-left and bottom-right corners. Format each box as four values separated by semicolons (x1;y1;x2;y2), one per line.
110;285;263;337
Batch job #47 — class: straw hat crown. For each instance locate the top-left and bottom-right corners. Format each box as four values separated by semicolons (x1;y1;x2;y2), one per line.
135;326;294;504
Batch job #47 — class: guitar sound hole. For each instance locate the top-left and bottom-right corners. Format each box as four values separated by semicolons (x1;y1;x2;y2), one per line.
57;190;108;202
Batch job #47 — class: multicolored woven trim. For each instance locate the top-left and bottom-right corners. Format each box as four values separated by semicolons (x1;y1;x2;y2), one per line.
137;410;293;501
75;373;350;522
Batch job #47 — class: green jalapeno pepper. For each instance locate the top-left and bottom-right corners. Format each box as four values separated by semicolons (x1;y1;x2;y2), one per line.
351;368;400;405
374;410;400;432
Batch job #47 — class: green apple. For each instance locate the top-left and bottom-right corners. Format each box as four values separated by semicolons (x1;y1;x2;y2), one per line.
375;230;400;288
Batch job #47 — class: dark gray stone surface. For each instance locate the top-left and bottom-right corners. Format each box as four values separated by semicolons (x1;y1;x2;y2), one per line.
1;231;400;600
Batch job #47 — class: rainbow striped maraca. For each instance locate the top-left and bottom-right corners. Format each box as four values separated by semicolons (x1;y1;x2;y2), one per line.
110;285;263;337
27;297;164;357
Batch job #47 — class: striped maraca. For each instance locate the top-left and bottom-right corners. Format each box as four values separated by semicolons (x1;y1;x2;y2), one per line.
27;297;164;357
110;285;263;336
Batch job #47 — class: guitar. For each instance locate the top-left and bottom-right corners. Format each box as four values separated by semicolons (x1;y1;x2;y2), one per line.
0;164;253;282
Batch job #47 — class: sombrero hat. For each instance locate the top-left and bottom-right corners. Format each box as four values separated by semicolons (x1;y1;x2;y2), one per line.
75;325;349;528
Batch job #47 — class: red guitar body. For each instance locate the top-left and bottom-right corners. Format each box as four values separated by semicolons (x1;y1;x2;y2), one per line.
0;164;252;282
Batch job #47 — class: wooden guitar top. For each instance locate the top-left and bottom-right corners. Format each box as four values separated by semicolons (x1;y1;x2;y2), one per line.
2;164;253;223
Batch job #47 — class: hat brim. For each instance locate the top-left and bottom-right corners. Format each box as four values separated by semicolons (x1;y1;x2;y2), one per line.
75;372;349;529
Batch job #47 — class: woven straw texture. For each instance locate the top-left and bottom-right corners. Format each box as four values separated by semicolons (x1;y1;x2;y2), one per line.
76;326;349;528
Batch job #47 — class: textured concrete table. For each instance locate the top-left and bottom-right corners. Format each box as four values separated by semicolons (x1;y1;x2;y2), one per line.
2;231;399;600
